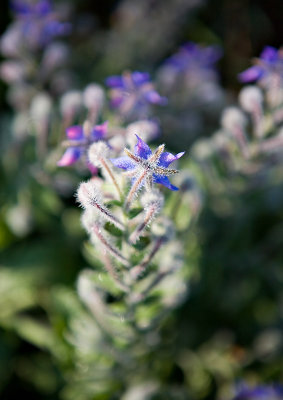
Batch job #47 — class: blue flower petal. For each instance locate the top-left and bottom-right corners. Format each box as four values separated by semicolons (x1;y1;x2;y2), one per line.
238;65;264;82
105;75;125;88
66;125;84;140
260;46;278;63
158;151;185;168
110;94;124;108
153;175;179;191
132;72;150;86
57;147;81;166
134;135;152;159
111;156;136;170
144;90;168;105
92;121;108;140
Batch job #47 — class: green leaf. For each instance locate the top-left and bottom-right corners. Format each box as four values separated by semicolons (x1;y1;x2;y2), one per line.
105;200;122;208
104;222;123;237
132;236;151;251
128;207;143;219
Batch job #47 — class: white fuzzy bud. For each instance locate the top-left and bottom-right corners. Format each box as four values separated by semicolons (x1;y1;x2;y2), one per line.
77;181;103;209
126;120;159;147
30;93;52;122
77;180;124;231
0;61;26;83
141;190;164;210
83;83;105;111
108;134;127;154
60;90;82;117
221;107;247;132
88;141;109;167
239;86;263;113
0;25;22;57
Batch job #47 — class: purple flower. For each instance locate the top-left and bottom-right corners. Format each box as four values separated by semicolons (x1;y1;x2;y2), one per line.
238;46;283;83
11;0;52;15
106;71;167;116
167;42;222;71
58;121;108;167
10;0;71;49
111;135;184;191
232;383;283;400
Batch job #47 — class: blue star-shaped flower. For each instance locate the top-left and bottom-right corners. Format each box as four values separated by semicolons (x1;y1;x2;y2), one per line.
106;71;167;116
111;135;184;191
238;46;283;83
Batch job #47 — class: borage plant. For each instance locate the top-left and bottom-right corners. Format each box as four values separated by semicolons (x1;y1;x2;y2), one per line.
57;121;196;397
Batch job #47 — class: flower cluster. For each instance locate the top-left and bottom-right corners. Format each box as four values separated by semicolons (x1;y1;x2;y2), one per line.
156;41;224;148
239;46;283;85
106;71;167;119
57;121;108;168
193;46;283;186
165;41;222;76
7;0;70;51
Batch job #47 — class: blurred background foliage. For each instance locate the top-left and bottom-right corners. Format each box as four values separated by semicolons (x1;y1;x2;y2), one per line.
0;0;283;399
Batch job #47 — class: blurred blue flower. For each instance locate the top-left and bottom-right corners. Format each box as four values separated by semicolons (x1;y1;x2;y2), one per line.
111;134;184;191
10;0;71;48
238;46;283;83
58;122;108;167
106;71;167;116
232;383;283;400
165;42;222;74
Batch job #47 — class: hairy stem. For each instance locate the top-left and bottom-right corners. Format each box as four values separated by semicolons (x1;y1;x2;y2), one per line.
92;223;130;267
100;157;123;201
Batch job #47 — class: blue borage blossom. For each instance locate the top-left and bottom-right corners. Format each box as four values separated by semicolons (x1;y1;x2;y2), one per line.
111;135;184;191
58;122;108;167
106;71;167;114
166;42;222;73
232;383;283;400
239;46;283;83
10;0;70;47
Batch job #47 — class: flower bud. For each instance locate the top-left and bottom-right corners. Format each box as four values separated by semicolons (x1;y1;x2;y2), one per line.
239;85;263;113
0;61;26;84
77;181;103;209
221;107;247;132
126;120;159;147
83;84;105;112
0;25;22;57
30;93;52;123
60;90;82;119
88;141;110;167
